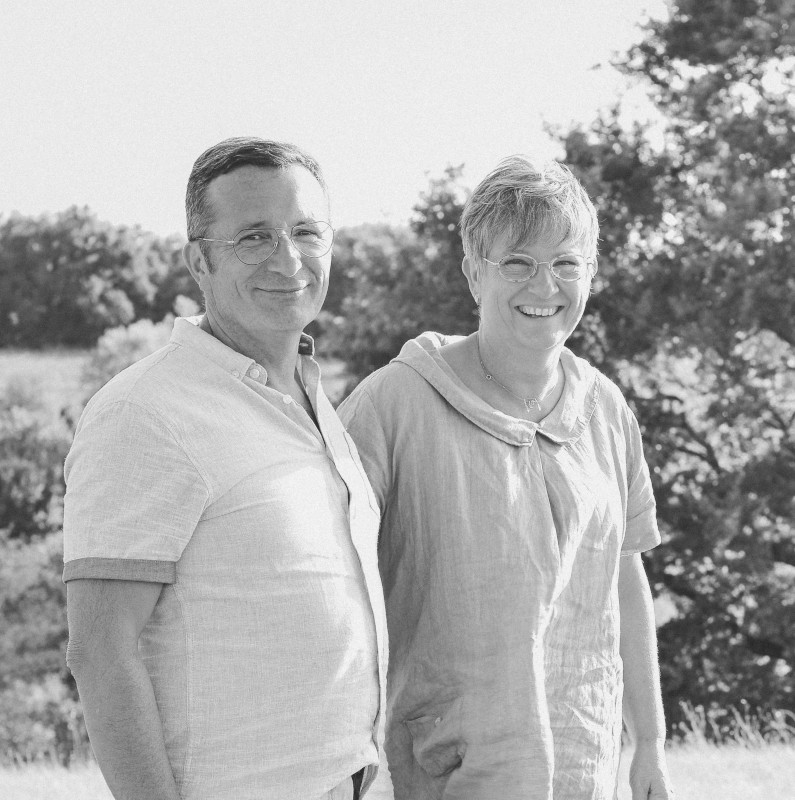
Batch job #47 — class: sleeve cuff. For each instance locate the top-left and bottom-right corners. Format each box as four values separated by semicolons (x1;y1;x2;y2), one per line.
622;506;661;554
63;557;176;584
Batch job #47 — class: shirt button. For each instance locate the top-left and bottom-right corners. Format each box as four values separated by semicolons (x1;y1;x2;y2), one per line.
249;368;260;378
434;717;442;726
231;370;240;379
282;395;292;404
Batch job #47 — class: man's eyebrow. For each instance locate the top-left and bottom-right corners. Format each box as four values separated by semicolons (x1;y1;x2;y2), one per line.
239;216;322;229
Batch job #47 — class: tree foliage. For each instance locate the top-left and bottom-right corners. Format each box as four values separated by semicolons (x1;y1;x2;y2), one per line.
0;207;199;348
558;0;795;734
325;167;476;383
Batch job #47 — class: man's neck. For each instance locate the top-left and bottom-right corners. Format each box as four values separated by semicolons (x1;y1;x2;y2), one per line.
200;314;304;389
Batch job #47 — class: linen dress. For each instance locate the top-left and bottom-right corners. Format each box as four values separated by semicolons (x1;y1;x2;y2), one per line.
338;332;661;800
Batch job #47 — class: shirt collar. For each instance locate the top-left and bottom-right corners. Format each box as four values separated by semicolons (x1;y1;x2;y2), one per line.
171;316;315;375
392;331;600;447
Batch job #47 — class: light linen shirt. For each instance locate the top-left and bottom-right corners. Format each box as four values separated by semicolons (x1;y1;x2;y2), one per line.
338;332;661;800
63;317;387;800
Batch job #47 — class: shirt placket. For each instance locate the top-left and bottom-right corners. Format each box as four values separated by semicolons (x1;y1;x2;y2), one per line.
308;362;388;760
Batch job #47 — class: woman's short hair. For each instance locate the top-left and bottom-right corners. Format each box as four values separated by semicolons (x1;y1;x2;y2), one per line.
460;155;598;260
185;137;327;240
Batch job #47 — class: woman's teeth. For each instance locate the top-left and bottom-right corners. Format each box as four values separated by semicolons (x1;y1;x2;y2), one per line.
518;306;560;317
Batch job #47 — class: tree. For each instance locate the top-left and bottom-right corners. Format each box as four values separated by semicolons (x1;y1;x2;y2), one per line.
558;0;795;736
326;167;475;384
0;208;190;348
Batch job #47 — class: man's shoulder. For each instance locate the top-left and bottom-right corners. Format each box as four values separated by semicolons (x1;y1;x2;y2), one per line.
83;342;191;418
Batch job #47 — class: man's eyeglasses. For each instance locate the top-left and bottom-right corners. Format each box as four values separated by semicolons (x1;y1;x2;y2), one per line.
483;253;597;283
191;222;334;265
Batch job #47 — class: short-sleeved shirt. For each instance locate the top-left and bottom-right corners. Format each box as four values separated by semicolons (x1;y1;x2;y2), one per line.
63;317;387;800
338;332;660;800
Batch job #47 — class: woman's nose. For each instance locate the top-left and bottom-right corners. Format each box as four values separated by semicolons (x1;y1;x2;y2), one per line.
526;264;559;297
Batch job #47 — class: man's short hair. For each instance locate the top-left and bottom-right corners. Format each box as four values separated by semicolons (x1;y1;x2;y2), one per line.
460;155;598;261
186;137;328;240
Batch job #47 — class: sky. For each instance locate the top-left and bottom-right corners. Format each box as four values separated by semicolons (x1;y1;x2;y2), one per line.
0;0;667;238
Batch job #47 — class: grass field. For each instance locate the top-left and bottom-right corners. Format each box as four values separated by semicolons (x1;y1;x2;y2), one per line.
0;348;91;415
2;744;794;799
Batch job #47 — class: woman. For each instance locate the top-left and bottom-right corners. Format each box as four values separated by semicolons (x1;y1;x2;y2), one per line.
339;156;674;800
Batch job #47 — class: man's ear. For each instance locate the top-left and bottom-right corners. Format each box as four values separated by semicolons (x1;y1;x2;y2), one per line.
183;241;209;288
462;256;481;304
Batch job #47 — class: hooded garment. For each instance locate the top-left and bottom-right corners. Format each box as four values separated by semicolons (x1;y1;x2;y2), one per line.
338;332;660;800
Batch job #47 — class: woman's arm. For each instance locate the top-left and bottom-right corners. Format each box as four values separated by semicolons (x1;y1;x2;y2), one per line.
619;553;675;800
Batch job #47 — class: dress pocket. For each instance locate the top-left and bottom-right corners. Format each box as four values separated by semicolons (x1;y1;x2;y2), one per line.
404;697;466;778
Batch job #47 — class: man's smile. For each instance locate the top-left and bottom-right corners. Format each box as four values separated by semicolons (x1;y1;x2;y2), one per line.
256;283;309;294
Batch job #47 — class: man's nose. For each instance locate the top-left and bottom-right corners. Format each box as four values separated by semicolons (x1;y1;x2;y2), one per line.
266;231;302;277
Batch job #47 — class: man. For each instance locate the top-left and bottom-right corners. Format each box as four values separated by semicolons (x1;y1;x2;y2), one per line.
63;137;386;800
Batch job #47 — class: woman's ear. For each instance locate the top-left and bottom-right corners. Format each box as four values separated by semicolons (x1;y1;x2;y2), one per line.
462;256;481;304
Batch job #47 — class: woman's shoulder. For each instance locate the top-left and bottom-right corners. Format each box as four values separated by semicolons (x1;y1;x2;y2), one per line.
351;333;459;398
561;349;633;416
346;358;436;411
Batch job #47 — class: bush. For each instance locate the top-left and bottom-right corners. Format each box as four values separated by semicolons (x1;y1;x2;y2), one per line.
79;314;183;401
0;531;69;690
0;383;71;541
0;676;89;766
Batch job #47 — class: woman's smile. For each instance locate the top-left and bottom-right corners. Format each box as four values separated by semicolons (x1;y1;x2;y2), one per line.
516;304;563;318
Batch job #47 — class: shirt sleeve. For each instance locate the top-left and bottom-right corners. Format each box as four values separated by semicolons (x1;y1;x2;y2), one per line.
621;405;661;555
62;398;211;583
337;386;392;514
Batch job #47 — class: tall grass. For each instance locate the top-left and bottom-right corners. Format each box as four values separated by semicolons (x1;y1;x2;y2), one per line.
675;701;795;747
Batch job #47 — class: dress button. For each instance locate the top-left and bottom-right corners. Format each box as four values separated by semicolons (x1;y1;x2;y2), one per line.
231;370;240;379
249;368;260;378
282;395;292;404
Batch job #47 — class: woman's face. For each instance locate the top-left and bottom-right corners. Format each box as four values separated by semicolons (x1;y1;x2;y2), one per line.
465;231;594;355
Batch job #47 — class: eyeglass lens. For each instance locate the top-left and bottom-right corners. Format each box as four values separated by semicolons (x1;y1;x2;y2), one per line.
233;223;333;265
499;254;589;281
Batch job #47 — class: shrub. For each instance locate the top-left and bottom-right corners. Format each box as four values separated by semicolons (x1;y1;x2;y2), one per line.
0;383;70;541
0;676;89;766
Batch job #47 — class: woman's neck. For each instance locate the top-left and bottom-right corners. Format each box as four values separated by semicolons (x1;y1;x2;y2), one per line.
476;330;562;400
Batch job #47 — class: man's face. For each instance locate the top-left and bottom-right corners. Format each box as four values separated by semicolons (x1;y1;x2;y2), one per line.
188;165;331;346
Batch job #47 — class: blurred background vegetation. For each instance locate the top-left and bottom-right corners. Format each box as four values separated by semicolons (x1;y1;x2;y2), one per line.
1;0;794;764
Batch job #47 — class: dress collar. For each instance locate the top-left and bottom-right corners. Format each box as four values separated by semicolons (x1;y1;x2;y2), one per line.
392;331;600;447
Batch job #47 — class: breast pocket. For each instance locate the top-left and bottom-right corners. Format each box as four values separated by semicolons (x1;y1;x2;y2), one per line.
404;697;467;778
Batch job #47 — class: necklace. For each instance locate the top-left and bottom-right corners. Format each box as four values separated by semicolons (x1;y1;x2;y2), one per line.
476;336;558;413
